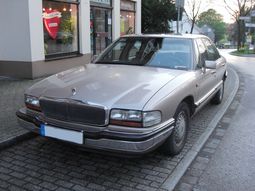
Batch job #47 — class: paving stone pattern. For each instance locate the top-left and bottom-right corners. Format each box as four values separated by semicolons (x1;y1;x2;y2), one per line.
0;69;236;191
0;78;41;143
175;71;244;191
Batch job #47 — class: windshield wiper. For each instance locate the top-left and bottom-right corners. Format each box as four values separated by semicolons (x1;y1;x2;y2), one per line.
174;66;188;70
95;61;141;66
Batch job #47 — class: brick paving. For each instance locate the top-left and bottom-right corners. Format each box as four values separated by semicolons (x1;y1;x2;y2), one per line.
0;77;41;144
0;68;237;191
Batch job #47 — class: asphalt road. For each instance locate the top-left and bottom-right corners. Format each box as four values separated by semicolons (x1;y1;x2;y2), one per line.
178;50;255;191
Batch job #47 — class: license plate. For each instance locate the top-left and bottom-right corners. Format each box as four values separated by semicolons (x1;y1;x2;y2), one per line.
40;124;83;144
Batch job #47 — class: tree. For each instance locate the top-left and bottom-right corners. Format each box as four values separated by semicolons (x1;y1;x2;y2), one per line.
197;9;227;42
142;0;176;33
224;0;255;50
227;22;238;44
185;0;202;34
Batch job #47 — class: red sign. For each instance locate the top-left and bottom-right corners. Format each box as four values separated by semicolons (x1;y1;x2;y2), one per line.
43;9;62;39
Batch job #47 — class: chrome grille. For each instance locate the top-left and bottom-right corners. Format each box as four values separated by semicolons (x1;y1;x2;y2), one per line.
40;98;106;126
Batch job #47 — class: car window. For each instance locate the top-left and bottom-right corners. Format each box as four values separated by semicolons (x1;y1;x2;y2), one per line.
96;37;192;70
103;39;127;61
128;40;142;61
147;38;192;70
202;38;220;61
196;38;207;68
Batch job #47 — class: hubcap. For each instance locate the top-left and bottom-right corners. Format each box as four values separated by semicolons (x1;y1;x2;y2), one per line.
174;111;186;146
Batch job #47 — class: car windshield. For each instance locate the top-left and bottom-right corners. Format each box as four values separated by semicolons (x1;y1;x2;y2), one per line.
95;37;193;70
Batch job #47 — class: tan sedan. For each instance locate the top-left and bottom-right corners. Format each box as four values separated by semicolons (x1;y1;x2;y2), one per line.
17;34;227;156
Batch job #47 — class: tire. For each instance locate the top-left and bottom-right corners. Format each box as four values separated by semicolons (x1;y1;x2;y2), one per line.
161;102;190;156
211;82;224;105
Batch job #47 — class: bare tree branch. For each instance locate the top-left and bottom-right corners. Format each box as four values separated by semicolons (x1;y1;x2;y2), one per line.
185;0;204;33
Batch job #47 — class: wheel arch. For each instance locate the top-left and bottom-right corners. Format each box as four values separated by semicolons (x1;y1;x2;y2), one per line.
181;96;196;117
223;70;228;81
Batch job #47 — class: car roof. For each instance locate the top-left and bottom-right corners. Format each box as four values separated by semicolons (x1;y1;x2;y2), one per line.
122;33;208;40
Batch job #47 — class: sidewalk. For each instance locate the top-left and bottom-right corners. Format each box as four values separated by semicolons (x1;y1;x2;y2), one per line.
0;77;40;149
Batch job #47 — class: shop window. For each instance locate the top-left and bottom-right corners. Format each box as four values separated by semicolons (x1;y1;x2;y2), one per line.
120;0;136;36
43;0;79;59
90;0;112;55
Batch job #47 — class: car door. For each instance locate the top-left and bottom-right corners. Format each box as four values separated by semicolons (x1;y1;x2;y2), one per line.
194;38;217;107
202;38;226;83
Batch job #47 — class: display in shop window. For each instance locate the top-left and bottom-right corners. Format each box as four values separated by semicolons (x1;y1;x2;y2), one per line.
43;0;78;57
43;9;62;39
120;12;135;36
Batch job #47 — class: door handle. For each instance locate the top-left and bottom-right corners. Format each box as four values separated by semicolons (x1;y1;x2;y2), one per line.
211;71;216;74
221;63;225;66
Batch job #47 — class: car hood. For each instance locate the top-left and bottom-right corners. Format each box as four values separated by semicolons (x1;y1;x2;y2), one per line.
27;64;186;110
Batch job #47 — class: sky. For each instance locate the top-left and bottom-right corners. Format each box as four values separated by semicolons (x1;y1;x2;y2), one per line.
185;0;237;23
209;0;235;23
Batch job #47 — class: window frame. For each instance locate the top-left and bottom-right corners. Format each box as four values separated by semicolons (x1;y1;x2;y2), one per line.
202;38;221;61
43;0;81;61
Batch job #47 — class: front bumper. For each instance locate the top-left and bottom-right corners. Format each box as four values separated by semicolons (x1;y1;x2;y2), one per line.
16;108;175;155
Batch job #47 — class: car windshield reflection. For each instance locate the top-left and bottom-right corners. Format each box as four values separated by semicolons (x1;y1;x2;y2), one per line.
96;37;193;70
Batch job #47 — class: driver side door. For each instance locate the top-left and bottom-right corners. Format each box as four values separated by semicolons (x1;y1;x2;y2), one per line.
194;38;217;107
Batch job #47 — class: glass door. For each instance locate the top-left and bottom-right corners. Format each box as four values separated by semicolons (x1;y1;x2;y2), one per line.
90;7;112;55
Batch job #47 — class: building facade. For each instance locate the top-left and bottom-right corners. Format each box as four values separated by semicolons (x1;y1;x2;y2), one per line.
0;0;141;79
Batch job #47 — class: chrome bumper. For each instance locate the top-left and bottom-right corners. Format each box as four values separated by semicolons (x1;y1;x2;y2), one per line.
16;108;174;154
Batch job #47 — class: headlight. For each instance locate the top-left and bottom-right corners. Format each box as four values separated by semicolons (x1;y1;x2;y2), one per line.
110;109;161;128
25;95;41;111
143;111;161;127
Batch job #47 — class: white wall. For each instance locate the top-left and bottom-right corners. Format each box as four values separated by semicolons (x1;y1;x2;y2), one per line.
0;0;44;62
0;0;32;61
135;0;142;34
112;0;121;40
79;0;91;54
28;0;45;61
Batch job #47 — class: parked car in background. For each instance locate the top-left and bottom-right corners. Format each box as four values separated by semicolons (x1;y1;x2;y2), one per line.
17;34;227;156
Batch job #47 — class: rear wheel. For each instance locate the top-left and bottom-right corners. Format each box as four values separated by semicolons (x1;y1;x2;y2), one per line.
161;102;190;156
211;82;224;105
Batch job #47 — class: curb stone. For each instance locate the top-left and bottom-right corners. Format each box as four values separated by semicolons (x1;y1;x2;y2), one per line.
0;132;36;151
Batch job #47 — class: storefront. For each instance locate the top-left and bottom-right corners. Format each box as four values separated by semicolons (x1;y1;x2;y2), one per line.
120;0;136;36
90;0;112;55
0;0;141;79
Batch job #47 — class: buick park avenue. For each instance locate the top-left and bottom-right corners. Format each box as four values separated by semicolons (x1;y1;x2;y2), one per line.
17;34;227;156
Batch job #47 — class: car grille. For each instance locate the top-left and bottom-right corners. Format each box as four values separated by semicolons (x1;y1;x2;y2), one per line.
39;98;106;126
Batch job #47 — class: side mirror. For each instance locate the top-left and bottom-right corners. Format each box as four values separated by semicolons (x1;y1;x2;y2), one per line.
205;60;216;69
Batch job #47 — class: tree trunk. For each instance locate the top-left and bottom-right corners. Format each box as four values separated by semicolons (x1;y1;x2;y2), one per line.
190;20;195;34
237;21;241;51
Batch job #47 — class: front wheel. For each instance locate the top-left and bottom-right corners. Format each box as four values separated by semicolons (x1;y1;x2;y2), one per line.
161;102;190;156
211;82;224;105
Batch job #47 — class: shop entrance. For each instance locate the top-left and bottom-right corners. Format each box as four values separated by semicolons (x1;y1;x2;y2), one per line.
90;7;112;55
